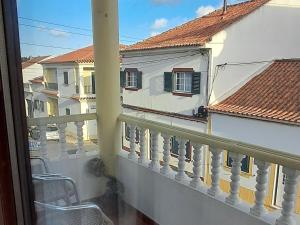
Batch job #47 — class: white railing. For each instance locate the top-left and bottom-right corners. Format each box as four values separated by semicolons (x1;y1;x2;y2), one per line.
119;114;300;225
27;113;97;159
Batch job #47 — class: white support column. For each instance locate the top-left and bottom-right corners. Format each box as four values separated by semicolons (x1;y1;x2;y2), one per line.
138;127;147;164
250;159;270;217
38;124;48;159
92;0;121;175
160;133;172;176
276;167;299;225
58;123;68;159
75;121;85;156
226;152;243;205
175;138;188;182
208;148;222;197
190;143;203;188
148;130;160;172
128;124;137;160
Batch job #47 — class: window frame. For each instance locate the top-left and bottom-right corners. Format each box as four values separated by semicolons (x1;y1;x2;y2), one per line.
173;71;193;94
125;70;138;89
224;151;253;176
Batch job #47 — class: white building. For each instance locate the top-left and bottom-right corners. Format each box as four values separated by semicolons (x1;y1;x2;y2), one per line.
40;45;126;140
22;56;51;118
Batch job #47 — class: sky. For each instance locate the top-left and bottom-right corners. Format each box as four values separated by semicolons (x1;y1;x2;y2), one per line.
17;0;241;57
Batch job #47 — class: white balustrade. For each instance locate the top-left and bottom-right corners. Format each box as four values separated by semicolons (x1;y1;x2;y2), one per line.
160;133;172;176
276;167;300;225
75;121;85;156
128;124;138;160
175;138;188;182
58;123;68;159
138;127;147;164
148;130;160;171
207;148;222;197
250;159;270;217
225;153;243;205
190;143;204;188
38;124;48;159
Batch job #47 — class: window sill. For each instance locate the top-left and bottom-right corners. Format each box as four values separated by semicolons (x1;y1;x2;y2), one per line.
125;87;139;91
172;92;193;97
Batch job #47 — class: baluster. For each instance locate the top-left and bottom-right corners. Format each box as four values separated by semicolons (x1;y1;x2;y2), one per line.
75;121;85;156
138;127;147;164
38;124;48;159
225;152;243;205
58;123;68;159
128;124;138;160
207;148;222;197
250;159;270;217
275;167;299;225
160;133;172;176
148;130;160;172
190;143;204;188
175;138;188;182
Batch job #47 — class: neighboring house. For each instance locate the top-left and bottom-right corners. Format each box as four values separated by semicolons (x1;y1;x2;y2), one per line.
40;45;126;140
208;59;300;213
22;56;51;118
120;0;300;174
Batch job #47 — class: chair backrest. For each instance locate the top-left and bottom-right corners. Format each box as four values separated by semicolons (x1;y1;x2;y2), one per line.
30;156;50;174
35;201;113;225
33;175;80;206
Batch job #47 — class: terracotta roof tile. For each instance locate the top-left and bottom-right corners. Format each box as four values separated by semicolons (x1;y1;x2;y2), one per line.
123;0;269;52
209;59;300;126
42;45;127;64
22;56;50;69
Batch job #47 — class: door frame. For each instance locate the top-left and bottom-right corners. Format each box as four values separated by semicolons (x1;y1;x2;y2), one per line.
0;0;35;225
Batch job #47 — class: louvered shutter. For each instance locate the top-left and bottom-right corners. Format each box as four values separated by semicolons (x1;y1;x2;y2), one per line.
192;72;201;94
164;72;173;92
137;71;142;89
120;71;126;88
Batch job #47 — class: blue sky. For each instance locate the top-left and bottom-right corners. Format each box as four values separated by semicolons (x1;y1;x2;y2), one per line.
17;0;239;57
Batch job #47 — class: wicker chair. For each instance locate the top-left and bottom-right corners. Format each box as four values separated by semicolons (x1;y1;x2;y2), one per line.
35;201;114;225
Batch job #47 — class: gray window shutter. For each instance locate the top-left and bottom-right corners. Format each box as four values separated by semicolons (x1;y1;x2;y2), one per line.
192;72;201;95
137;71;142;89
120;71;126;88
164;72;173;92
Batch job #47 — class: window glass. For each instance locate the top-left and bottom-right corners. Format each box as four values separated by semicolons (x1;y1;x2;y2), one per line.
63;72;69;85
126;71;137;88
66;108;71;115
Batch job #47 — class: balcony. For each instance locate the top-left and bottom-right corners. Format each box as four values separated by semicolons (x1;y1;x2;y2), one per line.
45;82;58;91
27;112;300;225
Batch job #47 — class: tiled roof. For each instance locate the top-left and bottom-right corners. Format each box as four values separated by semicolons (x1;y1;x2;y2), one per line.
22;56;49;69
123;0;269;52
209;59;300;126
42;45;127;64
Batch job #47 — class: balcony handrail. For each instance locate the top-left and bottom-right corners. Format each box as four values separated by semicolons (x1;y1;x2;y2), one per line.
27;113;97;126
118;113;300;170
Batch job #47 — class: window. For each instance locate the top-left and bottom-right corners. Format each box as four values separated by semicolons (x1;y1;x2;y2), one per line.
226;153;251;174
40;101;44;112
126;71;138;88
164;70;201;95
174;72;192;93
91;72;96;94
63;72;69;85
125;123;139;143
170;136;192;161
34;100;39;110
120;69;142;90
66;108;71;115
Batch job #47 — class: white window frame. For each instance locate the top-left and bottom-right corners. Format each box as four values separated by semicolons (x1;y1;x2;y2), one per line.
125;71;138;88
173;71;192;93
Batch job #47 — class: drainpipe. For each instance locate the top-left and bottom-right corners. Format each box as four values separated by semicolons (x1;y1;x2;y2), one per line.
92;0;121;176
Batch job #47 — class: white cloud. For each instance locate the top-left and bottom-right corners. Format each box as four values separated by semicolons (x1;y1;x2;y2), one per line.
152;18;168;29
151;0;180;5
48;29;70;38
150;31;161;37
196;5;215;17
